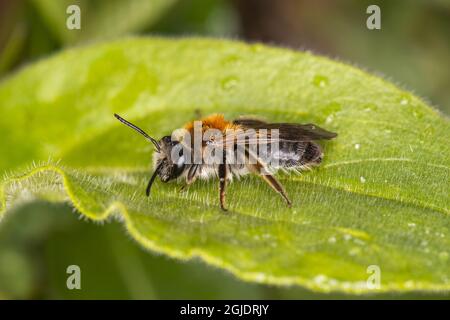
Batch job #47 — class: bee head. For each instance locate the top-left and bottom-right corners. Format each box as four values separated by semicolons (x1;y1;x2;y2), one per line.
114;114;185;196
154;136;185;183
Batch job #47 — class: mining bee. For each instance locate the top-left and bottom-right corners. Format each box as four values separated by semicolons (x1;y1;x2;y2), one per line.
114;113;337;211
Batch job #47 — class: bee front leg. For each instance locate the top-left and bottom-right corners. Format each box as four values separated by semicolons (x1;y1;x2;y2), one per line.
180;165;199;193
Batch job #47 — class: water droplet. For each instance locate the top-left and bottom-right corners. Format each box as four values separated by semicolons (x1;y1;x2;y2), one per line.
313;75;329;88
314;275;327;284
255;273;266;281
325;115;334;124
220;76;238;91
439;252;448;261
360;176;366;183
354;143;360;150
364;103;378;112
398;94;411;106
424;126;435;136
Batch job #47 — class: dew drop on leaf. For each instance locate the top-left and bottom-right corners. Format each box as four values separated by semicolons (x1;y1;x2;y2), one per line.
314;275;327;285
398;94;411;106
413;111;424;119
325;115;334;124
364;103;378;112
313;75;329;88
220;76;239;91
423;126;435;135
349;247;361;256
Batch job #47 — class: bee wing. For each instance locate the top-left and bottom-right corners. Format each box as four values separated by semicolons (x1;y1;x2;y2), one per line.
232;117;267;127
256;123;337;141
217;122;337;146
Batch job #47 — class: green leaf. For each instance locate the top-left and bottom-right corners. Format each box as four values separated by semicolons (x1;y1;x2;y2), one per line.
0;38;448;294
31;0;178;44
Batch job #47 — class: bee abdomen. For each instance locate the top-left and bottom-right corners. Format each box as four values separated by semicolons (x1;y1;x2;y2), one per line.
263;141;323;169
301;142;323;164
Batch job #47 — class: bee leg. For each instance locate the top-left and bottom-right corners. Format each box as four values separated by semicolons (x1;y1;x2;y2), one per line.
218;163;228;211
179;184;190;193
244;146;292;207
180;167;199;193
260;173;292;208
247;163;292;208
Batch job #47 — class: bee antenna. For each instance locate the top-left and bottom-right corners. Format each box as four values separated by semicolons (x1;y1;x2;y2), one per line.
146;163;163;196
114;114;160;152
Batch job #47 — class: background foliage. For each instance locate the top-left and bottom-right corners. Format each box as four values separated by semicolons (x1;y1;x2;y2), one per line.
0;0;448;299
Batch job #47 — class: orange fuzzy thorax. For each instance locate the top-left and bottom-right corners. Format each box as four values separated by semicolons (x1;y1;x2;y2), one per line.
184;114;238;134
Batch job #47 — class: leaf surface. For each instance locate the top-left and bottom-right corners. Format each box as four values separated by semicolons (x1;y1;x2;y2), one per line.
0;38;448;293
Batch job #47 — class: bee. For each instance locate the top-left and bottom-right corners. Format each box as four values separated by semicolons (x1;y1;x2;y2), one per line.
114;113;337;211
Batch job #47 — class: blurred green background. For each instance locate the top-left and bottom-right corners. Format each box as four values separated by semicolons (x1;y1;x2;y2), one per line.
0;0;448;299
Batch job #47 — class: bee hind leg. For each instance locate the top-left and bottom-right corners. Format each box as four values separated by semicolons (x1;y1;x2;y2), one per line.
261;174;292;208
248;164;292;208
